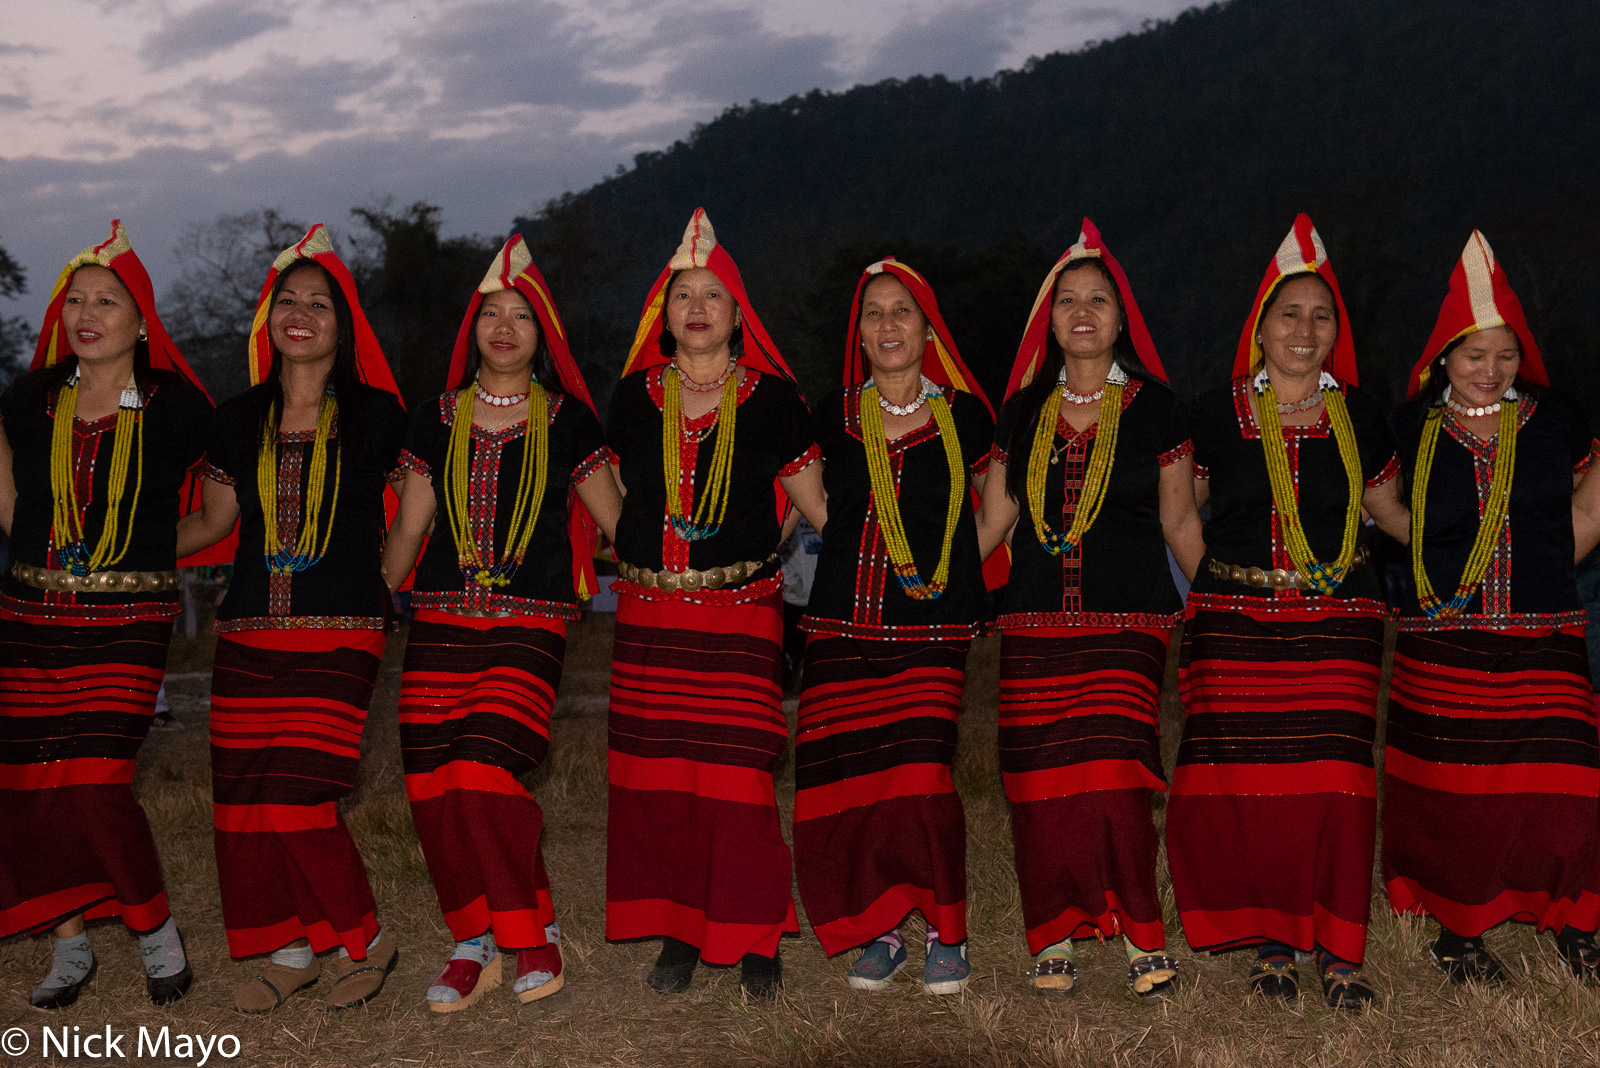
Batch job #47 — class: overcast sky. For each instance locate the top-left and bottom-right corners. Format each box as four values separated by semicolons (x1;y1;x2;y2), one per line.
1;0;1191;316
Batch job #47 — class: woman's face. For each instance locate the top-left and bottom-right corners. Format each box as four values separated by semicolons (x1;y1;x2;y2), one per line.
1050;262;1122;362
475;289;540;379
1257;274;1338;380
1443;325;1521;408
664;267;740;360
268;263;340;364
858;274;928;378
61;264;144;368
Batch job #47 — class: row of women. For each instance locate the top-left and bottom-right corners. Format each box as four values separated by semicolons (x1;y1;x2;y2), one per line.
2;209;1599;1017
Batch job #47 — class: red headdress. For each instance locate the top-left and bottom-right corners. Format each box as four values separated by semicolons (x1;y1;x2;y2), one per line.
1004;219;1167;400
1407;230;1545;400
32;219;208;397
843;257;994;418
449;234;603;598
620;208;794;381
1233;213;1359;385
247;224;400;397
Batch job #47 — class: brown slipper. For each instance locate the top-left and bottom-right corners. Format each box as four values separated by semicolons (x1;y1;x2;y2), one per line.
324;929;398;1009
234;958;322;1014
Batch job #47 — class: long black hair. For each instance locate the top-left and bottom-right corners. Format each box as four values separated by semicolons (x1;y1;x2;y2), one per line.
656;269;745;362
451;288;560;394
1003;258;1152;503
244;260;364;442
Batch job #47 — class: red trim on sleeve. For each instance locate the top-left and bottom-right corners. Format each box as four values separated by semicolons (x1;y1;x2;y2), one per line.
1366;452;1401;489
1576;439;1600;475
988;443;1009;467
201;460;235;486
573;445;618;483
1158;439;1195;467
397;448;430;478
1192;462;1210;480
970;452;991;478
779;441;821;478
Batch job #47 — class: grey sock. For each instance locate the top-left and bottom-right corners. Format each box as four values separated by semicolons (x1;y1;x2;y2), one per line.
138;916;187;979
37;933;94;992
270;943;315;969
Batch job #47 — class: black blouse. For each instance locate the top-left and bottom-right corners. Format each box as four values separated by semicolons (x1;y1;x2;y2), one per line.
401;391;610;618
803;385;993;639
993;379;1190;626
205;383;407;628
1188;378;1398;604
0;368;212;620
608;366;817;605
1392;391;1596;627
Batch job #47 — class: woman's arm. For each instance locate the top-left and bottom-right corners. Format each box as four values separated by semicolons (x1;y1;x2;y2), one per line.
1573;460;1600;563
1361;475;1410;545
975;458;1019;561
175;477;241;559
380;469;436;593
0;429;14;536
1159;456;1205;582
574;463;624;545
778;461;827;535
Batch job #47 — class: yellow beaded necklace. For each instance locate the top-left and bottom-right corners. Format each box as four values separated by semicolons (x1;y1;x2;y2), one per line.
1254;373;1363;594
444;383;551;588
1025;366;1126;554
49;376;144;575
258;393;341;575
861;381;965;600
661;365;737;541
1409;395;1517;618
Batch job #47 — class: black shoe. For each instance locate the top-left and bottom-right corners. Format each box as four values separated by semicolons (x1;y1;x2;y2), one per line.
740;951;782;1000
1557;927;1600;984
1318;959;1375;1010
1430;932;1504;985
646;937;699;994
30;958;97;1011
1247;956;1297;1001
147;961;193;1006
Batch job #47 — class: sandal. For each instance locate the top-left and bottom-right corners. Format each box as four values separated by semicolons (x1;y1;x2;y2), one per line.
1029;948;1076;994
1320;962;1374;1010
1430;934;1504;986
234;958;321;1014
324;929;398;1009
1557;928;1600;984
427;952;502;1014
1127;952;1179;1002
1247;957;1297;1001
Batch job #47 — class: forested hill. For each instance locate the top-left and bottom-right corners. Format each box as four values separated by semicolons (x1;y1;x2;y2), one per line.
517;0;1600;417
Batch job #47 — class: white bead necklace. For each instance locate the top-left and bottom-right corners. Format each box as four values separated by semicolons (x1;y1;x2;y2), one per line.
1057;361;1128;404
474;378;528;407
1254;368;1336;413
872;374;937;417
1443;384;1516;418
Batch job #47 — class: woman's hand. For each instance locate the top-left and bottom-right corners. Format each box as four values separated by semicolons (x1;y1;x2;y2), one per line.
175;477;241;559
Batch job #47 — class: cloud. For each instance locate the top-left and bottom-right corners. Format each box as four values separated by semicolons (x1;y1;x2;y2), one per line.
652;8;844;106
0;94;29;110
187;57;395;136
0;43;49;57
410;0;641;114
139;0;292;68
858;1;1030;83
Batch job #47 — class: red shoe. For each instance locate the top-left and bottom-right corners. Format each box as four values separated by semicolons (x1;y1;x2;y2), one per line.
426;953;502;1014
515;939;564;1004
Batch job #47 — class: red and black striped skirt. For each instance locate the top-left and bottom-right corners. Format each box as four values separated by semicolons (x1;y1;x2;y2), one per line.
794;634;970;955
1384;622;1600;936
605;592;798;964
999;625;1170;954
400;609;565;950
1166;595;1385;964
210;626;386;959
0;607;174;938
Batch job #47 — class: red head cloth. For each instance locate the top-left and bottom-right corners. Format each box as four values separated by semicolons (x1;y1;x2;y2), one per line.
1232;213;1359;385
844;257;994;418
620;208;795;382
247;224;400;398
1407;230;1546;400
33;220;209;398
1004;218;1167;400
449;234;603;598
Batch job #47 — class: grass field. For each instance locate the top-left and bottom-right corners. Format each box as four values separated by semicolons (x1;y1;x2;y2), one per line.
4;613;1600;1067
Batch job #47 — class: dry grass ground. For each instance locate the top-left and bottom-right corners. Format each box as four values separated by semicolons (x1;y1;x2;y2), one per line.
4;614;1600;1067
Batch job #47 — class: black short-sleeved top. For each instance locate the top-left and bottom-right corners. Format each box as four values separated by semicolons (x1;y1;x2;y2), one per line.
401;390;611;618
0;368;213;620
1392;391;1597;628
992;378;1191;627
803;384;993;639
205;382;407;628
608;366;818;605
1189;377;1399;604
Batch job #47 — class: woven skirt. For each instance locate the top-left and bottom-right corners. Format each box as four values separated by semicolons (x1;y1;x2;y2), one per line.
1384;622;1600;935
400;609;565;949
210;626;386;959
999;625;1171;953
794;634;970;955
1166;595;1385;963
0;606;174;937
605;591;798;964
